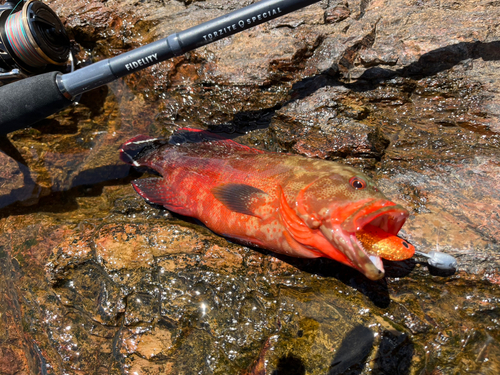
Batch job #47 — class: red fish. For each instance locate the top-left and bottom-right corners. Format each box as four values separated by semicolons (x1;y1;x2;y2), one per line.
120;129;414;280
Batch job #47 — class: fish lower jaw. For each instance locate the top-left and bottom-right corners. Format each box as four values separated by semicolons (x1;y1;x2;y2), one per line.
348;233;385;280
336;211;410;279
325;225;385;280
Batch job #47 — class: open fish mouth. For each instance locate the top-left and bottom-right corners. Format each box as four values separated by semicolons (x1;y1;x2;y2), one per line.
321;201;410;280
341;200;408;235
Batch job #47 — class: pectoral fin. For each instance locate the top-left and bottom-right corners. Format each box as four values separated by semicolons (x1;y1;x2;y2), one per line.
211;183;269;218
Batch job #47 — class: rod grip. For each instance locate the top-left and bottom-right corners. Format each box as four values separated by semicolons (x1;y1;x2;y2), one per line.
0;71;72;134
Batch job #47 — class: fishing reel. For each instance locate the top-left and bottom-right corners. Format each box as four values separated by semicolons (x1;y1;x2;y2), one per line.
0;0;71;82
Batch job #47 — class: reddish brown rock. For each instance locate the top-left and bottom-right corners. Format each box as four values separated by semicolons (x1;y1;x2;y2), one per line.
325;3;351;24
0;0;499;373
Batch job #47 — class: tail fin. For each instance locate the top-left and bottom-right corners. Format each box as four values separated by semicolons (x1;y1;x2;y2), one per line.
119;135;167;166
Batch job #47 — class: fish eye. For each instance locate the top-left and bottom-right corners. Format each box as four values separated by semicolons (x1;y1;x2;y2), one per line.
349;176;367;190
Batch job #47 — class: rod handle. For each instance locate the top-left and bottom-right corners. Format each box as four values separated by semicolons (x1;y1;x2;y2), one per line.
0;71;72;134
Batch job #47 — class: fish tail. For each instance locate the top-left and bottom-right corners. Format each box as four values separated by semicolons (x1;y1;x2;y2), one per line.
120;128;221;166
119;135;168;166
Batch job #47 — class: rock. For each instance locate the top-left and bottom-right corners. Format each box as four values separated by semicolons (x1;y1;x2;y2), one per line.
0;151;31;208
0;0;499;373
325;2;351;24
0;186;496;374
270;85;389;159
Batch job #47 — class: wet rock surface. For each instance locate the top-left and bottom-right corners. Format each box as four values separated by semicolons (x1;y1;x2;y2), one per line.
0;0;499;373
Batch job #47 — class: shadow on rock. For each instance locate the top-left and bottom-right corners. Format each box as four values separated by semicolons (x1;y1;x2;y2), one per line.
69;164;131;189
426;262;456;277
401;41;500;77
207;105;280;136
373;330;414;375
289;41;500;101
0;164;140;218
271;355;306;375
328;326;414;375
273;255;392;308
33;86;110;134
357;41;500;84
0;135;40;209
329;325;375;375
283;257;415;308
167;110;279;143
383;259;415;278
27;118;79;135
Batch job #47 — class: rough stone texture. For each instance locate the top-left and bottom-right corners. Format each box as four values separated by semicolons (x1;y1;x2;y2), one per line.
0;0;499;373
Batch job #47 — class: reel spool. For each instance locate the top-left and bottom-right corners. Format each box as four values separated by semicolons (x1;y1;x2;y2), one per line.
0;0;70;80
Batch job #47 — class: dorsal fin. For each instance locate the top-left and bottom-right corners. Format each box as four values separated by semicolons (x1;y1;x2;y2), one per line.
211;183;269;218
171;128;266;154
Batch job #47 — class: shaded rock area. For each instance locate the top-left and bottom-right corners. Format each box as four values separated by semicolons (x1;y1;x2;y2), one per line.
0;0;499;373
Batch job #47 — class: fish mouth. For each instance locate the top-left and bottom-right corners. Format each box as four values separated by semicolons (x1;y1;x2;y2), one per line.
321;200;409;280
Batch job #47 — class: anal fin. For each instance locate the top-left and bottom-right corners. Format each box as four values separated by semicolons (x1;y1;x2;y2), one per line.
132;177;184;210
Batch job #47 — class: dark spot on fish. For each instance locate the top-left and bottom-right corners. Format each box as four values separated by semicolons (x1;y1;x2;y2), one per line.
297;330;303;337
402;241;409;249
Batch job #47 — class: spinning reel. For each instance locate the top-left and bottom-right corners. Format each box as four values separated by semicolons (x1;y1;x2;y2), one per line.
0;0;70;81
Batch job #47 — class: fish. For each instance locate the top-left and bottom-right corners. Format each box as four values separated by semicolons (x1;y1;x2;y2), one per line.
120;128;414;280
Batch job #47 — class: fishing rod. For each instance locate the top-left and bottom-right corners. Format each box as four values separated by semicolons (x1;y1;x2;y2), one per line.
0;0;322;134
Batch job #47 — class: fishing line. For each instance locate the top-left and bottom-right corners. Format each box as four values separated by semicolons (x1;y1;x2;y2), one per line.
7;0;24;17
5;9;47;67
5;2;58;67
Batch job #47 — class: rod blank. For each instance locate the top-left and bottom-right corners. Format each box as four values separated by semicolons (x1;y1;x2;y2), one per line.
0;0;322;133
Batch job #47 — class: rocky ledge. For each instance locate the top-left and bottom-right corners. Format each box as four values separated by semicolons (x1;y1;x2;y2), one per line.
0;0;498;373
